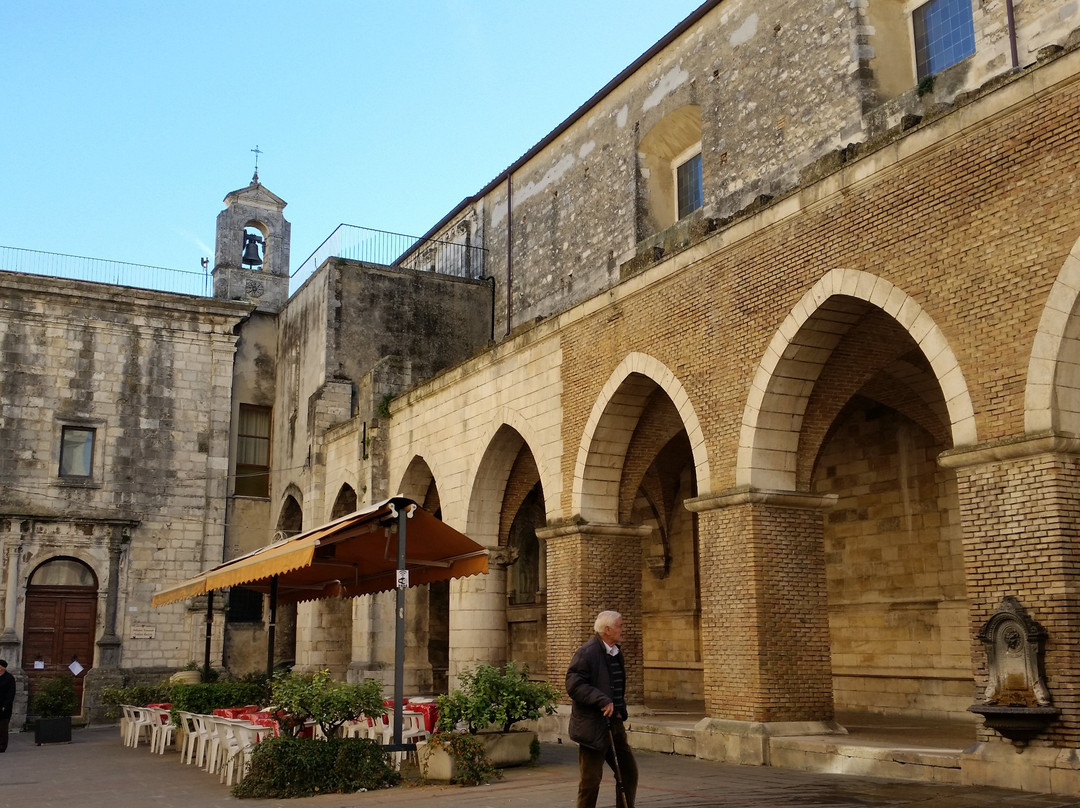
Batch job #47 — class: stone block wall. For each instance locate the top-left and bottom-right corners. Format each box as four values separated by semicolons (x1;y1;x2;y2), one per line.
0;273;247;681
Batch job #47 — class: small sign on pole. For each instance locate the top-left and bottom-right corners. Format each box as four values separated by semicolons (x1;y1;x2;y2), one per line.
397;569;409;589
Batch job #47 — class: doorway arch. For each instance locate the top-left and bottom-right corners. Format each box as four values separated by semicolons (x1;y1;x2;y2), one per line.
24;556;98;714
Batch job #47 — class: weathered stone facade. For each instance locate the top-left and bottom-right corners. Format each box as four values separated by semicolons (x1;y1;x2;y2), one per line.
0;273;248;722
5;0;1080;795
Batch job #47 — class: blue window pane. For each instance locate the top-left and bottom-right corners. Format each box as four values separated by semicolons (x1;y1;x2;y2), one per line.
676;152;703;219
914;0;975;79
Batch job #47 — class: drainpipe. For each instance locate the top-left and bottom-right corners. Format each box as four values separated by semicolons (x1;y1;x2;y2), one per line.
1006;0;1019;69
505;175;513;337
484;275;496;343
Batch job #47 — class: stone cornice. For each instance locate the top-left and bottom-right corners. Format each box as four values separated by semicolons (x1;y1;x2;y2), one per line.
938;432;1080;469
685;488;838;513
535;522;654;542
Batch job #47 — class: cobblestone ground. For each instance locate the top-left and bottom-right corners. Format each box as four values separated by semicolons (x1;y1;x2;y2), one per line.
5;726;1080;808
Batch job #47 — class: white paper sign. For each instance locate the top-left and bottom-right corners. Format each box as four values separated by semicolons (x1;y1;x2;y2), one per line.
33;660;44;670
69;660;84;676
396;569;409;589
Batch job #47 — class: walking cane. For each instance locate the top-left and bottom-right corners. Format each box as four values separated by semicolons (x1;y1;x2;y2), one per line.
607;718;630;808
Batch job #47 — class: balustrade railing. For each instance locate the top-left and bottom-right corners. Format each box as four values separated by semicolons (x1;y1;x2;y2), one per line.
290;224;485;292
0;246;211;297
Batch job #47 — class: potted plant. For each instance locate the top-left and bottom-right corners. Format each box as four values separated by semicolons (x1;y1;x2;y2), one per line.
32;674;79;745
169;661;202;685
424;662;559;774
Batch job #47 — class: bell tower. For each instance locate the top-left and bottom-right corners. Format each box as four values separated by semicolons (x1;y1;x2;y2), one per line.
213;172;291;313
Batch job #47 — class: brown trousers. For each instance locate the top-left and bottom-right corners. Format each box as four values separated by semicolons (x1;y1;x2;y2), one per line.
576;719;637;808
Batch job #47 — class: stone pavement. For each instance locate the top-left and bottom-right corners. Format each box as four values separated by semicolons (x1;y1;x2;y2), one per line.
5;725;1080;808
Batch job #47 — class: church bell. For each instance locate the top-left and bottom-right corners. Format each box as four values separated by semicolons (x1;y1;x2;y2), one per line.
242;232;265;266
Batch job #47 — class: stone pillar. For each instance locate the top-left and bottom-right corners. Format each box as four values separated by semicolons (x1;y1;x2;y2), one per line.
348;591;395;686
939;436;1080;791
295;597;352;679
685;489;838;764
0;539;20;647
537;523;650;703
404;585;433;693
95;525;127;668
447;547;512;689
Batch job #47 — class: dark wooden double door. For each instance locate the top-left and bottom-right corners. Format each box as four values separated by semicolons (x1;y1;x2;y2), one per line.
23;585;96;713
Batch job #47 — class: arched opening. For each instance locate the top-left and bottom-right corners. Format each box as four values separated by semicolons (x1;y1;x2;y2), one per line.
397;456;448;694
618;388;701;709
574;357;707;710
330;484;357;519
24;557;98;713
274;495;303;667
749;288;972;725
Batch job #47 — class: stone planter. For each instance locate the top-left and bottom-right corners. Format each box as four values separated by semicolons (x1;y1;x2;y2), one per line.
419;730;537;781
170;670;201;685
481;729;535;767
34;716;72;745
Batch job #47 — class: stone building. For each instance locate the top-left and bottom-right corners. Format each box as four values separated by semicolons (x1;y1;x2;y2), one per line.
5;0;1080;795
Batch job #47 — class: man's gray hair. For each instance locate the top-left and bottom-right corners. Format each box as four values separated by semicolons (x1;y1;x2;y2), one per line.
594;610;622;634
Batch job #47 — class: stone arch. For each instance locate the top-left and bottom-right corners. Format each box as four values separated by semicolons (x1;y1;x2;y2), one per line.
395;455;442;515
573;352;709;523
329;483;357;519
1025;240;1080;435
467;424;544;549
276;489;303;539
737;269;977;491
472;407;559;522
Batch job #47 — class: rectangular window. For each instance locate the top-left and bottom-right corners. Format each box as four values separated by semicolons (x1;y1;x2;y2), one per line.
913;0;975;80
59;426;95;478
235;404;270;497
676;152;703;220
226;586;264;623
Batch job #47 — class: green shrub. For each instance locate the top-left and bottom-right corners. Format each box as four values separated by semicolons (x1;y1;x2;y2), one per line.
435;662;559;733
232;736;399;798
425;731;499;786
31;675;79;718
168;681;268;716
268;669;385;739
99;682;174;718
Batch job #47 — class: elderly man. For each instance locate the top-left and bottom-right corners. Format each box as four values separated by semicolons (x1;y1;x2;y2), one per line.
565;610;638;808
0;659;15;752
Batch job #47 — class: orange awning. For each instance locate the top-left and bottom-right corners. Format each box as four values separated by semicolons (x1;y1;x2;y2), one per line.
152;497;489;607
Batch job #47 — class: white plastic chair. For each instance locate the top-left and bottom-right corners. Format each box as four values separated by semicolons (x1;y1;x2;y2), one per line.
126;706;158;749
149;707;175;754
176;711;200;763
189;713;214;768
222;720;267;786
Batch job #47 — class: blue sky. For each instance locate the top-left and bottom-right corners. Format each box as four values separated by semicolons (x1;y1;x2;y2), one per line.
2;1;706;277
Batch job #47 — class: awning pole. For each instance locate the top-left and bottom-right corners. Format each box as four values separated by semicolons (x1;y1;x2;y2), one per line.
393;505;407;746
203;590;213;681
267;575;278;680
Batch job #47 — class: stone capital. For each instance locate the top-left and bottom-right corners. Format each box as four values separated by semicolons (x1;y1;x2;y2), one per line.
938;431;1080;470
535;522;654;543
684;487;838;513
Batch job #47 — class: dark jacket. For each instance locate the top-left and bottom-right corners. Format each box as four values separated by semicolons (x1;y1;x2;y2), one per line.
0;670;15;719
565;634;626;751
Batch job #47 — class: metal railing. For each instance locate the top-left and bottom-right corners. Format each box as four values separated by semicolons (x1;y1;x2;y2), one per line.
290;224;486;292
0;246;212;297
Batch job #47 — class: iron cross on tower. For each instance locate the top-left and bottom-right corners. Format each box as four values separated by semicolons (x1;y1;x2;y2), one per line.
251;145;263;181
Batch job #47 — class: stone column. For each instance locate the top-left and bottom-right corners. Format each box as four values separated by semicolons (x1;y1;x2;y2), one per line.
685;488;838;764
447;547;513;689
95;525;127;668
348;591;395;686
536;523;650;702
0;538;21;657
939;436;1080;790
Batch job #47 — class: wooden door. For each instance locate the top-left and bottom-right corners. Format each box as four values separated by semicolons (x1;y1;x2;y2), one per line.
24;585;96;712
